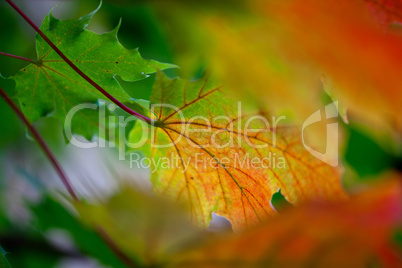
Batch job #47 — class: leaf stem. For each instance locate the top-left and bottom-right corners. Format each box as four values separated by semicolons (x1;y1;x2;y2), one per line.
5;0;153;125
0;85;78;201
0;52;34;63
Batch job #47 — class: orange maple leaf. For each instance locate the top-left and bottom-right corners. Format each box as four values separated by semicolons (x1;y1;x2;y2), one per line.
129;73;347;231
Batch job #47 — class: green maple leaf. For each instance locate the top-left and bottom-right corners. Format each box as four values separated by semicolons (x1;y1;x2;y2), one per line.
12;4;173;139
128;73;347;231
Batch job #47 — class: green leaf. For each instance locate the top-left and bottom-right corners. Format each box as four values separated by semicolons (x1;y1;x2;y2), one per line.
12;4;174;140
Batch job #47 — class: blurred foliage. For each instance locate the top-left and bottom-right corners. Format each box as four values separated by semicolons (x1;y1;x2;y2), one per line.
0;5;34;76
0;244;10;268
0;202;63;267
0;4;27;148
172;177;402;267
0;4;31;149
1;234;64;268
32;196;127;267
344;124;398;177
0;79;22;149
76;186;199;266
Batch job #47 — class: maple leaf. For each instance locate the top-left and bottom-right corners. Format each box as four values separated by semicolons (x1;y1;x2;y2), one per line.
11;4;174;139
129;73;347;231
172;176;402;267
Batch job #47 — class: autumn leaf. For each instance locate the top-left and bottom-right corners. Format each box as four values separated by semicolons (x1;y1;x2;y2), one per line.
128;73;347;231
12;4;174;139
253;0;402;133
172;176;402;267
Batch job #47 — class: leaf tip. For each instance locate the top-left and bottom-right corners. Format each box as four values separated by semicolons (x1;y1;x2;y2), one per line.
111;17;123;36
79;0;102;26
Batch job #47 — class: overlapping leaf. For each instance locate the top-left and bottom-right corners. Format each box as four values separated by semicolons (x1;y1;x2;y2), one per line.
173;176;402;267
129;73;347;231
76;185;198;266
147;0;402;144
254;0;402;133
12;5;173;139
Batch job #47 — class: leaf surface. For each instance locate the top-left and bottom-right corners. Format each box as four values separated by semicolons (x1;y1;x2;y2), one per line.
129;73;347;230
12;5;173;139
